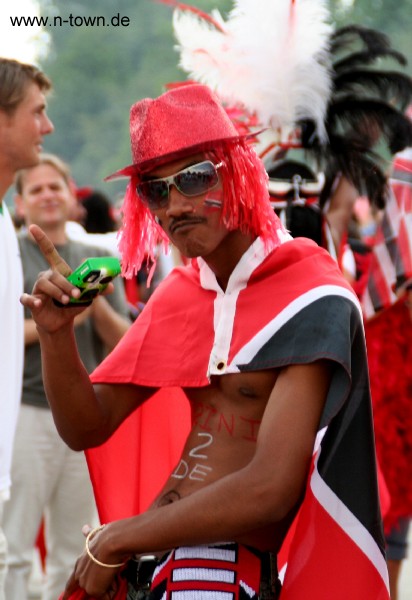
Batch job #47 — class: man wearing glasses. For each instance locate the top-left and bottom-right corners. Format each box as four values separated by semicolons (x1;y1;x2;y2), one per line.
21;84;388;600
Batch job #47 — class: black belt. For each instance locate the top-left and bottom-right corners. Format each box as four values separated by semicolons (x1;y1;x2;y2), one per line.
259;551;282;600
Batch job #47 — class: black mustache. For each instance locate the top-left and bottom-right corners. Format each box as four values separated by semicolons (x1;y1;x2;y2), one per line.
169;216;206;233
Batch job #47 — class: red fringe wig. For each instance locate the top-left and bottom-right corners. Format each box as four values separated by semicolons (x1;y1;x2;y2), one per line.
118;139;285;279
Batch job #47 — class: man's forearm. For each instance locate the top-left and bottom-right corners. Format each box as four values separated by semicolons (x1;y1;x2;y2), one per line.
93;452;307;566
38;323;106;450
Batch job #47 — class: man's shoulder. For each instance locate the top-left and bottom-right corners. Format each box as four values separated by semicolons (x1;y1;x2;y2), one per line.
17;231;34;254
276;236;330;262
67;237;115;259
259;237;355;300
17;229;29;242
263;237;337;277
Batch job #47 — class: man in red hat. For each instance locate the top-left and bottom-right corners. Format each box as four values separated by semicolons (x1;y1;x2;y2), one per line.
21;83;389;600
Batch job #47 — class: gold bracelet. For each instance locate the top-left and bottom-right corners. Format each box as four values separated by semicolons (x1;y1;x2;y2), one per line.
85;525;126;569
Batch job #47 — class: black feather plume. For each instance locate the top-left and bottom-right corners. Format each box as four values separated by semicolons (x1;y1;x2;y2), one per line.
331;25;398;58
333;70;412;110
334;49;407;73
303;24;412;209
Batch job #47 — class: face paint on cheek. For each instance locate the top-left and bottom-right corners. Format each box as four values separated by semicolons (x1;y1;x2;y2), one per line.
203;189;223;211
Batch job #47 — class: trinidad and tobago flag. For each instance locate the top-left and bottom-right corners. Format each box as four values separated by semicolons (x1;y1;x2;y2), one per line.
86;236;389;599
362;149;412;319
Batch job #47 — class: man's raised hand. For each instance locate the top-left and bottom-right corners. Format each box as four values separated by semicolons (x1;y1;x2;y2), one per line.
20;225;85;329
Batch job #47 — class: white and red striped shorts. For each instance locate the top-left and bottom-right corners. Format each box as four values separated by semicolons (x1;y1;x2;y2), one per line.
146;543;280;600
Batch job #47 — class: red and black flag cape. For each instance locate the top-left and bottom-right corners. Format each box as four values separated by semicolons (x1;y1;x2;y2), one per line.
86;236;389;599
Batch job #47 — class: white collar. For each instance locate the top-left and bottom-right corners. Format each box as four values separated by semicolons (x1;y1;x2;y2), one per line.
196;237;270;294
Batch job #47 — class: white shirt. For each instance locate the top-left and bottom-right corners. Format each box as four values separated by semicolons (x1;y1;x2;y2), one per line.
0;203;24;499
65;221;121;257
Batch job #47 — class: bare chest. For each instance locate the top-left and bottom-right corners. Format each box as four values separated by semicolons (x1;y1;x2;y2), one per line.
187;370;277;439
153;370;278;503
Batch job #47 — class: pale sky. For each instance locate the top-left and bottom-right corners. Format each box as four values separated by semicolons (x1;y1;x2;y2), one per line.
0;0;49;62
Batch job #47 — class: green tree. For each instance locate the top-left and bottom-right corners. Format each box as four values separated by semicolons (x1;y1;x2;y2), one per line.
330;0;412;70
39;0;232;193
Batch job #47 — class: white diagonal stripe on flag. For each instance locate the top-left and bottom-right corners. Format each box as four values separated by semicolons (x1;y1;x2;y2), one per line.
311;454;389;590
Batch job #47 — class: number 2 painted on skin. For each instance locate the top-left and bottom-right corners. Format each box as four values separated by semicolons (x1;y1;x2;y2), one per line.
188;432;213;458
172;432;214;481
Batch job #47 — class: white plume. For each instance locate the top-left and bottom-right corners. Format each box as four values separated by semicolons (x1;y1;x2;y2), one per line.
172;0;333;142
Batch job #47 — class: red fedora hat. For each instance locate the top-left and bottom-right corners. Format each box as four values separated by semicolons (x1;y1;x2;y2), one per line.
106;83;253;180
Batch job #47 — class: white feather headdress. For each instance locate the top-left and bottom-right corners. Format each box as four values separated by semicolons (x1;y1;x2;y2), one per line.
159;1;412;210
167;0;333;143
